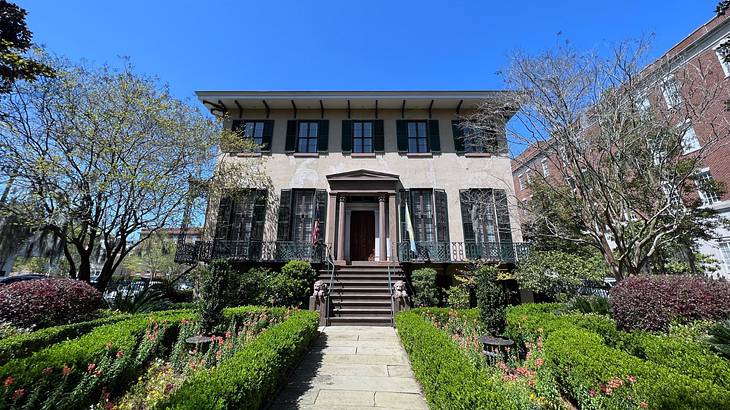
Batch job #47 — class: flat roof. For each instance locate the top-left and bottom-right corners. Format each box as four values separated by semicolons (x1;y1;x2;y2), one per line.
196;90;518;112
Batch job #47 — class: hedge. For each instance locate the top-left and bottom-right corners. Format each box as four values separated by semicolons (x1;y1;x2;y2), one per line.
545;328;730;409
0;310;193;409
160;310;319;409
0;312;132;363
395;311;532;409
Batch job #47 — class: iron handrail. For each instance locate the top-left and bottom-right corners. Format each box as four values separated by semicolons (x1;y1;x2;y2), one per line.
324;243;336;325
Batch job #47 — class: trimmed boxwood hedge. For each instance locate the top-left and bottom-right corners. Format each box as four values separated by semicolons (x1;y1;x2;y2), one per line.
545;327;730;409
395;311;532;409
160;310;319;409
0;312;132;363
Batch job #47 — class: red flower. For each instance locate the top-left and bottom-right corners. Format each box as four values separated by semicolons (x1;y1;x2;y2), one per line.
62;365;72;377
42;367;53;375
608;378;623;389
12;389;25;400
589;389;597;397
116;351;124;358
4;376;14;387
225;331;232;338
87;363;96;373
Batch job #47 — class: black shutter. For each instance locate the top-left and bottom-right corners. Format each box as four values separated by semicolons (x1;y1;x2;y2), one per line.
231;120;244;132
214;196;233;240
494;189;513;243
459;190;475;243
251;190;267;242
396;120;408;153
276;190;293;241
318;120;329;153
285;120;297;153
341;120;353;153
452;120;465;154
435;190;449;243
261;120;274;152
428;120;440;153
398;189;412;241
315;190;327;243
374;120;385;152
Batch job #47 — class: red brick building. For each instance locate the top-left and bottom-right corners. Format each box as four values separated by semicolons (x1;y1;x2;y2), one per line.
512;12;730;277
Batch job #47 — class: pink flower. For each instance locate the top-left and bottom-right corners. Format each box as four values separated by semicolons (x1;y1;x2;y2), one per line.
42;367;53;375
116;351;124;358
62;365;72;377
164;383;175;394
589;389;597;397
87;363;96;373
12;389;25;400
225;331;232;338
627;375;637;383
608;378;623;389
4;376;14;387
535;358;544;368
639;402;648;409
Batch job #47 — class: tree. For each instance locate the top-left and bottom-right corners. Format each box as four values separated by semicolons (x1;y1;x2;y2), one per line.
0;1;52;93
465;40;729;280
121;232;182;279
0;56;268;290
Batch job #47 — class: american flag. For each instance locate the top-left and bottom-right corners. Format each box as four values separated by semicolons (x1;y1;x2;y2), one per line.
311;207;320;246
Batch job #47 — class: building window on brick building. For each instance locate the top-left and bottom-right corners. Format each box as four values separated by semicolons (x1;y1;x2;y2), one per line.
720;242;730;272
541;158;550;177
637;94;651;113
661;75;682;108
518;174;525;191
696;169;720;206
681;123;701;154
716;42;730;78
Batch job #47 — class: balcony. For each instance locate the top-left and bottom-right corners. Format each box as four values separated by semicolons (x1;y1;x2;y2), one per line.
176;239;528;264
397;241;529;263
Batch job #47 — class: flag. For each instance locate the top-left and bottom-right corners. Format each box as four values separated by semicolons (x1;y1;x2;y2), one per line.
404;201;417;254
311;219;320;246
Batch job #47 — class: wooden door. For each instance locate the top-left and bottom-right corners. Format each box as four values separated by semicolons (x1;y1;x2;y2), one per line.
350;211;375;261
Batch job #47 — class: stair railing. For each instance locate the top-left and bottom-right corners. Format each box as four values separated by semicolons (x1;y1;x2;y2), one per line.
324;243;336;324
387;242;395;326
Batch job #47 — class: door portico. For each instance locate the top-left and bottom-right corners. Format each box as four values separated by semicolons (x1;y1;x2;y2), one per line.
325;170;399;264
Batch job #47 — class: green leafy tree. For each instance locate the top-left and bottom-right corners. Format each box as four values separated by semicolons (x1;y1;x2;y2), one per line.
122;232;182;279
0;57;269;290
0;1;52;94
411;267;440;307
475;264;508;335
514;250;607;300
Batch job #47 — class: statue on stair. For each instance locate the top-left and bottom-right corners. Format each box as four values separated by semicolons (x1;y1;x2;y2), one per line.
309;280;329;325
392;280;410;315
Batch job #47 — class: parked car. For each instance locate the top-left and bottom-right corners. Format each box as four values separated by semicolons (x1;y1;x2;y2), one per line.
0;274;47;286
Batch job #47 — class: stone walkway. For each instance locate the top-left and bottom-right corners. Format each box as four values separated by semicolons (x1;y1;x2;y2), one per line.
271;326;429;409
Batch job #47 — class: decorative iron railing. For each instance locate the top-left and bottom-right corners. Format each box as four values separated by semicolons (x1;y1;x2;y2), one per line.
174;240;325;264
397;241;529;263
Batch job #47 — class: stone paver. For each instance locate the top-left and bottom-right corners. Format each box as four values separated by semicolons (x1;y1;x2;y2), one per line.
271;326;428;409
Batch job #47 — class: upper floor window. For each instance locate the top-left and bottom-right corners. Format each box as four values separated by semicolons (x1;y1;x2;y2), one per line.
517;174;525;191
716;44;730;77
720;242;730;271
681;123;701;154
230;120;273;152
297;121;319;153
662;75;682;108
541;158;550;177
353;121;373;153
408;121;429;153
696;169;720;206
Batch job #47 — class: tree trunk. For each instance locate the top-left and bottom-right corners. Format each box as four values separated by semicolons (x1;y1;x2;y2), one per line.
77;255;91;283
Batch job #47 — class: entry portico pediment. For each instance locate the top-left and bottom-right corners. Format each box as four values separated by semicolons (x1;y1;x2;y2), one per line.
326;169;400;182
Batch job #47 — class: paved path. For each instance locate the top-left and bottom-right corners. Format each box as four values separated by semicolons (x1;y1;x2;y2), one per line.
271;326;429;410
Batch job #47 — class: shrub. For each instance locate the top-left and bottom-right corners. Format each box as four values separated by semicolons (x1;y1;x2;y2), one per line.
544;327;730;409
708;319;730;359
195;259;239;333
446;285;471;309
609;275;730;331
395;311;532;409
262;261;316;307
0;312;131;363
0;278;102;329
475;265;508;335
568;295;609;315
411;268;439;307
514;250;606;300
160;310;319;409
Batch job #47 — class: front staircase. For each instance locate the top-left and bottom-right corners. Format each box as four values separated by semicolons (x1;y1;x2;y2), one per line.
319;264;405;326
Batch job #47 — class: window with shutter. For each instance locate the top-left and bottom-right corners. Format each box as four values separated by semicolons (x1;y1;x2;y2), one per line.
428;120;440;153
232;120;274;152
285;121;297;152
396;120;408;153
297;121;319;153
315;190;328;244
341;120;353;153
276;190;293;240
435;190;449;243
407;121;429;153
352;121;374;153
374;120;385;152
292;190;316;242
452;120;465;154
318;120;329;153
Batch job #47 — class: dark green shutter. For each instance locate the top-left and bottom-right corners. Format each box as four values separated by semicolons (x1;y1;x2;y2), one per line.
261;120;274;152
374;120;385;152
435;190;449;243
318;120;329;153
251;190;267;242
231;120;243;132
452;120;465;154
214;196;233;240
285;120;297;153
494;189;513;243
276;190;293;241
341;120;353;153
398;189;412;241
428;120;440;153
396;120;408;153
459;190;475;243
315;189;328;243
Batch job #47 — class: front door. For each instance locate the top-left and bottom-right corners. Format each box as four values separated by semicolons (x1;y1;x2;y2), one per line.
350;211;375;261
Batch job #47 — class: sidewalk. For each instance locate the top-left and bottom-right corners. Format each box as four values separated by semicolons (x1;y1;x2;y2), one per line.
271;326;429;409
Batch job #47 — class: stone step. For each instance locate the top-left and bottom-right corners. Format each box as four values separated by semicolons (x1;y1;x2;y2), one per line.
331;307;392;317
329;292;392;299
331;286;389;291
328;316;392;326
334;299;392;307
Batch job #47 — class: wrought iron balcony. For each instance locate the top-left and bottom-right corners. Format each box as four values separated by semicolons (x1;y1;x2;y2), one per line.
397;241;529;263
174;240;325;264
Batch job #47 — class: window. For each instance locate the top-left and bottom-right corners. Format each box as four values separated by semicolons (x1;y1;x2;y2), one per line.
662;75;682;108
696;169;720;206
297;121;319;153
716;45;730;77
681;124;701;154
638;95;651;112
407;121;429;153
411;190;435;242
214;190;267;243
353;121;373;153
292;190;316;242
541;158;550;177
720;242;730;271
459;188;513;245
517;174;525;191
232;121;265;145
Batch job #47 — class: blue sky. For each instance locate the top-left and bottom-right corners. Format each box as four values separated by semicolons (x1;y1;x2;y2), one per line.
19;0;717;103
